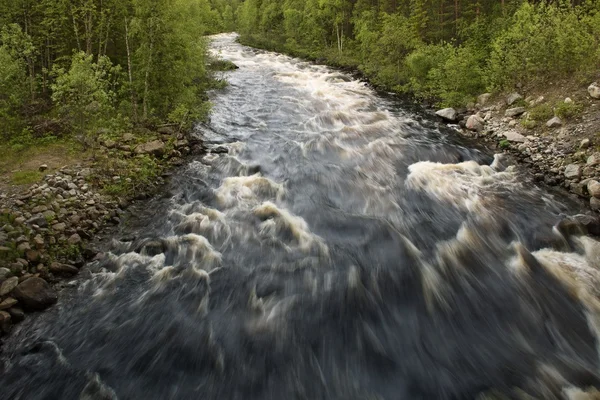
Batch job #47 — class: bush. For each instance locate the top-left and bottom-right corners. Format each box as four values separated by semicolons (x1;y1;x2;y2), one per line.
528;103;554;121
0;45;27;138
555;101;583;120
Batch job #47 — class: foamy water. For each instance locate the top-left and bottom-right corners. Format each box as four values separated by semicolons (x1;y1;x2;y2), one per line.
2;33;600;400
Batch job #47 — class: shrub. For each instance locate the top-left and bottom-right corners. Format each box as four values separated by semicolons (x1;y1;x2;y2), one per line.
528;103;554;121
555;101;583;120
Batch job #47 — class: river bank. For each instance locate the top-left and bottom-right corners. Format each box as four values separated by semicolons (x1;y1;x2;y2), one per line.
0;127;206;337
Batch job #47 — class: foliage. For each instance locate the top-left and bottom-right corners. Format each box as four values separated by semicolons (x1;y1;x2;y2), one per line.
554;101;584;120
528;103;554;121
11;170;44;185
51;52;119;147
236;0;600;106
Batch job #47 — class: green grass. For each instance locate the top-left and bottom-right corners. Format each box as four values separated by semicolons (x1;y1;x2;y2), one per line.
499;140;510;148
11;170;44;185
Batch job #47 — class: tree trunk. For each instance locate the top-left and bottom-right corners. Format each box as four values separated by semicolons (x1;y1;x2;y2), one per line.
125;17;138;122
143;36;154;120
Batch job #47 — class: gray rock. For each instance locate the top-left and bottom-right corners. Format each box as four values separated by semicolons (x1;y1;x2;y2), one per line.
122;133;135;142
588;180;600;198
580;139;591;149
587;153;600;166
589;82;600;99
68;233;82;245
435;108;458;122
0;267;10;282
591;197;600;211
50;262;79;276
158;126;176;135
546;117;562;128
564;164;582;179
25;249;41;263
104;139;117;149
39;164;48;172
52;222;67;231
13;277;58;311
503;130;527;143
0;310;11;333
0;276;19;296
17;242;31;252
28;215;48;228
506;92;522;106
477;93;492;107
564;97;573;104
466;115;485;132
505;107;526;117
135;140;165;156
0;297;17;310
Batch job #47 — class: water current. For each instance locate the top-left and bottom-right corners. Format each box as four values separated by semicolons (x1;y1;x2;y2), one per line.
2;33;600;399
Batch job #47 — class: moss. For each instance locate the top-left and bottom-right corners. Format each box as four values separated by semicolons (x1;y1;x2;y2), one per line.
520;119;537;129
499;139;510;148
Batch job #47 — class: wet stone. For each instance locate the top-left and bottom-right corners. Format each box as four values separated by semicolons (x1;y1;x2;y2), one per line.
13;277;58;311
0;297;18;310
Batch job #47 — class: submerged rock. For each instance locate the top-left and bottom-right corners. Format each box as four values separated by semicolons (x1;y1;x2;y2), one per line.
13;277;58;311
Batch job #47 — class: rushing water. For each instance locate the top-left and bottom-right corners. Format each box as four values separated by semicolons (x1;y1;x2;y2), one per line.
3;33;600;399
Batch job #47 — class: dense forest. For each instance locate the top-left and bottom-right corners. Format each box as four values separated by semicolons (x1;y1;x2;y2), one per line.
235;0;600;107
0;0;240;149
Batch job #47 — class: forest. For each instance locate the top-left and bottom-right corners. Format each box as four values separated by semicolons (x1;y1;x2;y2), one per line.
2;0;599;152
0;0;240;150
235;0;600;107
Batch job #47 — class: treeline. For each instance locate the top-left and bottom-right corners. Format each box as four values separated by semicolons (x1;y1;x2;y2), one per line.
0;0;237;147
235;0;600;106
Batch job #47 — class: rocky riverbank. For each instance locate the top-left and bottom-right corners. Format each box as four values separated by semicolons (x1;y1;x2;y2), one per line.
436;82;600;209
0;127;206;338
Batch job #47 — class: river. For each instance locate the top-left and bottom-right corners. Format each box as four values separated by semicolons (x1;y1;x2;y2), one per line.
2;33;600;400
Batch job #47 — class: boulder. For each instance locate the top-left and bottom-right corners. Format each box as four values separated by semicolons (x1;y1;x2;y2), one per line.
589;82;600;99
0;267;10;282
503;130;527;143
435;108;458;122
0;276;19;296
68;234;82;245
592;197;600;211
135;140;165;156
506;92;522;106
122;133;135;142
505;107;526;118
0;297;17;310
588;180;600;199
157;126;176;135
546;117;562;128
580;139;591;149
49;262;79;276
13;277;58;311
587;153;600;166
564;164;582;179
477;93;492;107
466;114;485;132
